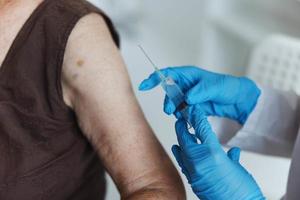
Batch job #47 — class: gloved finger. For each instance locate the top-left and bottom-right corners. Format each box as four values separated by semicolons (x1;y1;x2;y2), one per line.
163;96;176;115
191;102;223;117
175;101;235;119
174;106;188;119
200;103;245;124
174;110;182;119
139;68;179;91
190;106;219;144
175;119;197;148
227;147;241;163
163;95;185;118
171;145;191;181
139;71;162;91
185;80;222;104
195;102;215;116
197;102;238;118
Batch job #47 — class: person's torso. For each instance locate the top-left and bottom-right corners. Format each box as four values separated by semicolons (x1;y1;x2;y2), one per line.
286;129;300;200
0;0;43;65
0;0;119;199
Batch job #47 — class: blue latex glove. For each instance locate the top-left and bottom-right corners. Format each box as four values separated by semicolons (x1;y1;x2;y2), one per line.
172;106;265;200
139;66;261;124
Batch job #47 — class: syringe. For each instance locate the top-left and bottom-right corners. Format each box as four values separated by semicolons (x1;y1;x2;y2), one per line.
138;45;193;128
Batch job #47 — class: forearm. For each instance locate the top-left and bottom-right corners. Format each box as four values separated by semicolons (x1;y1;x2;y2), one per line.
118;161;185;200
123;187;184;200
121;179;185;200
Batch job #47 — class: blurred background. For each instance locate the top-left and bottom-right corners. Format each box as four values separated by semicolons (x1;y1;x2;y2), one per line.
88;0;300;199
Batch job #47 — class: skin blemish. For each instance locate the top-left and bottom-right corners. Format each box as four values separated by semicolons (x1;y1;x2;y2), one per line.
72;74;79;80
77;59;84;67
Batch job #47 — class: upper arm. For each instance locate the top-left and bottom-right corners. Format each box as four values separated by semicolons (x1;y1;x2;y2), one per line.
61;13;184;198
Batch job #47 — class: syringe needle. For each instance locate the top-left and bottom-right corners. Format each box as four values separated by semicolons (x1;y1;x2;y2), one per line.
138;45;159;70
138;45;166;80
138;45;194;130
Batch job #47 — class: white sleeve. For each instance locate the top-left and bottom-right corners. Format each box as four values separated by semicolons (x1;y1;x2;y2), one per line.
211;86;300;157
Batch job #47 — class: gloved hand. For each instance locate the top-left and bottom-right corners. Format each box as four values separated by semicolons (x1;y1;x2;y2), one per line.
139;66;261;124
172;106;265;200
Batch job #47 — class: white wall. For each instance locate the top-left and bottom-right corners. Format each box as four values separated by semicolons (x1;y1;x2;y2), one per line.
88;0;299;199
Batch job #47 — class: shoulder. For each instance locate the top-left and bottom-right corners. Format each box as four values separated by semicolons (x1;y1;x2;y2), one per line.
61;12;124;107
63;12;119;76
56;0;119;47
57;0;100;16
68;13;113;43
63;12;120;79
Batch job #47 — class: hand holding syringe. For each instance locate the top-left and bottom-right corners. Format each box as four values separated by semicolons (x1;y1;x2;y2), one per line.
138;45;193;129
138;48;265;200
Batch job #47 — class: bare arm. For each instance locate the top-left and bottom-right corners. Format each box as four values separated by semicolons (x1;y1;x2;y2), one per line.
61;13;185;199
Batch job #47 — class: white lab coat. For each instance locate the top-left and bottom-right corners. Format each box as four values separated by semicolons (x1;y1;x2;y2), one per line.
213;86;300;200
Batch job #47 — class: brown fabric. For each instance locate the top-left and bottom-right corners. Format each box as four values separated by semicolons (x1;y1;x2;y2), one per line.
0;0;119;199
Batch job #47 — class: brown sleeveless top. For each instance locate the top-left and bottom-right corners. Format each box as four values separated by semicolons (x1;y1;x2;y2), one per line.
0;0;119;199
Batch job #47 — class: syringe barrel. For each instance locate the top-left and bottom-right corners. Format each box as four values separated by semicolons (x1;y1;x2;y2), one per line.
161;77;192;127
161;77;185;108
